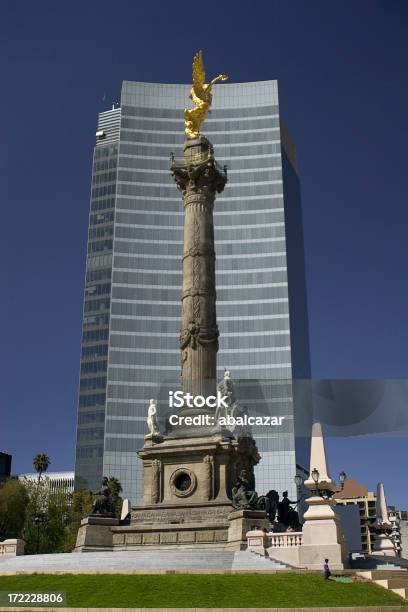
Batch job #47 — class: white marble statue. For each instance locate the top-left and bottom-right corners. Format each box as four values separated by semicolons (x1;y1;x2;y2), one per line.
146;398;159;436
218;370;234;404
215;369;246;432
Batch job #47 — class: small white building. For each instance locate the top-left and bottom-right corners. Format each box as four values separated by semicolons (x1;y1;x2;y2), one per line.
18;471;74;496
388;505;403;556
397;510;408;559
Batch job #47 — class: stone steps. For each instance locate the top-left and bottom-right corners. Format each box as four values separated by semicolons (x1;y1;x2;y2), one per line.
377;579;408;589
390;587;408;599
366;570;408;579
232;550;287;570
357;569;408;601
0;549;289;574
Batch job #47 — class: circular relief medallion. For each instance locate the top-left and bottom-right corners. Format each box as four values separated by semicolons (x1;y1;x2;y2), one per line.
170;468;197;497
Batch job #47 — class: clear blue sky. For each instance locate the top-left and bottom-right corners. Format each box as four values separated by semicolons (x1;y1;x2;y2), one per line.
1;1;407;506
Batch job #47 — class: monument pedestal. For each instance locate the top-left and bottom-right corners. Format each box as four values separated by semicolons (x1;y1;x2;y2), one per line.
298;496;349;570
294;423;349;569
75;431;269;552
110;516;230;549
74;516;119;552
136;433;234;509
371;531;397;557
371;484;397;557
227;510;269;550
113;432;257;550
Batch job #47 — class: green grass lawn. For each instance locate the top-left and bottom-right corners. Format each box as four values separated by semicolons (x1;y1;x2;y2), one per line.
0;573;406;608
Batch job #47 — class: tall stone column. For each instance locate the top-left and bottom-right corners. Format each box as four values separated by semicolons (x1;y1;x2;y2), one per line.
171;136;227;409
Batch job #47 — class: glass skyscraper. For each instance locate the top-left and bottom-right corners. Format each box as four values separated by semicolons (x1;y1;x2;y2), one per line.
75;80;310;502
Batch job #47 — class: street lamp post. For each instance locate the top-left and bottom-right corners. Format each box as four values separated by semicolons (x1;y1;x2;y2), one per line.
294;474;305;517
339;471;347;490
311;468;320;495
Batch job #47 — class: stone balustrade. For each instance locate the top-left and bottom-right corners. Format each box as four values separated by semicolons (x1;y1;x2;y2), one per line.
246;529;304;567
0;539;25;556
247;529;303;552
268;532;303;548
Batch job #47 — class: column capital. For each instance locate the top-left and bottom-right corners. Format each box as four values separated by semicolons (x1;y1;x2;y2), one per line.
171;157;227;199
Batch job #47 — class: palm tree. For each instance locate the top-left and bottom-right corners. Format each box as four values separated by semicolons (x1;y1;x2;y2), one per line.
107;476;122;500
33;454;51;484
32;453;51;553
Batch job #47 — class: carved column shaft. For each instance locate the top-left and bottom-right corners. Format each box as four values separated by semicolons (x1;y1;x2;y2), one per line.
203;454;214;500
151;459;162;504
172;136;227;404
181;191;217;394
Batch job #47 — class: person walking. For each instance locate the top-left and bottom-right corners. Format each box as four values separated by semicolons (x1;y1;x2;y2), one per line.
323;558;331;579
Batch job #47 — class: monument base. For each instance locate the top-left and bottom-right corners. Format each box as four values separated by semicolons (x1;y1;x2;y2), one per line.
371;532;397;557
111;517;230;549
75;431;268;552
74;516;120;552
0;538;25;556
75;509;270;552
298;496;349;570
227;510;270;550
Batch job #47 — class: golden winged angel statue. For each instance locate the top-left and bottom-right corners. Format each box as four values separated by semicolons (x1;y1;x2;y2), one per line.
184;51;228;139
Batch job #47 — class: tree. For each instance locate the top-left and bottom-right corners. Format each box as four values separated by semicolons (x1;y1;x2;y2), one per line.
28;453;51;553
63;490;94;551
41;487;71;553
107;476;122;500
0;479;29;541
21;479;71;554
20;477;49;554
32;454;51;483
0;470;124;553
107;476;123;518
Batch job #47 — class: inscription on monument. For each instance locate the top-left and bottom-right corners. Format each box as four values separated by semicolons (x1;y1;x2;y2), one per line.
131;506;230;524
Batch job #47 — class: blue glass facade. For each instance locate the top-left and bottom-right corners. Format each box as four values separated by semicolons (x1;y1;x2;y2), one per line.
75;107;120;491
75;81;310;501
